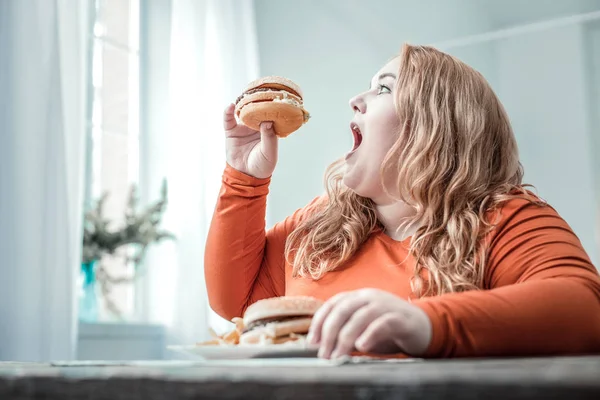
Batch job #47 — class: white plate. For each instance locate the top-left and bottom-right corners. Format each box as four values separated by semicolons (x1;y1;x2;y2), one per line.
168;343;320;360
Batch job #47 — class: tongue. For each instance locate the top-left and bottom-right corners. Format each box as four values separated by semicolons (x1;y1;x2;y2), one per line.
352;133;362;151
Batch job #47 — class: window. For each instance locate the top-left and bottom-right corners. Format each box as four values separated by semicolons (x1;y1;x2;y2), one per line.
86;0;140;320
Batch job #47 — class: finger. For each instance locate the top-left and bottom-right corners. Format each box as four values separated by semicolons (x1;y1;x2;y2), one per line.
330;305;382;359
223;103;237;131
355;312;401;354
308;291;350;345
259;121;278;163
318;296;370;359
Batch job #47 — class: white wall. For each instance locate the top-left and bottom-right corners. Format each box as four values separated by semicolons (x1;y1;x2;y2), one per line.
492;24;598;264
485;0;600;29
254;0;494;225
586;22;600;261
253;0;600;265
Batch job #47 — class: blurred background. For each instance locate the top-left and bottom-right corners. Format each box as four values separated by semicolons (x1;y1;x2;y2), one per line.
0;0;599;362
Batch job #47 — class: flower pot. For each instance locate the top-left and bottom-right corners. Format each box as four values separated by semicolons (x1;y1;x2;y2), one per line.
79;260;99;322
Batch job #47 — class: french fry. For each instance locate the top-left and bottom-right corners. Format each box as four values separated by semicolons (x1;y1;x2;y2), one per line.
222;329;240;344
232;317;244;333
196;317;246;346
196;338;220;346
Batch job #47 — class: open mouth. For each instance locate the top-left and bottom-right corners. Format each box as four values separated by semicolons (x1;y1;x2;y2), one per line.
350;122;363;152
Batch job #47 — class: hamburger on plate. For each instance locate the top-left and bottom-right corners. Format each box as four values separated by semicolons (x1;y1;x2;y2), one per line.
239;296;323;346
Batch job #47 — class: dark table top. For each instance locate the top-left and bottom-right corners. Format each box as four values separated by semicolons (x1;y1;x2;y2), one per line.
1;355;599;399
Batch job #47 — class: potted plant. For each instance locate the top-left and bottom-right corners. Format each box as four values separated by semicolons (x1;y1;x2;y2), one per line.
80;180;174;322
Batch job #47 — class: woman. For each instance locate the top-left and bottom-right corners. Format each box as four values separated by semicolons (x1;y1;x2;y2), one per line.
205;44;600;359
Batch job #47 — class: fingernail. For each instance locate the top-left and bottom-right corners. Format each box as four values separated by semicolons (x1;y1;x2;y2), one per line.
306;333;314;344
265;122;273;129
355;338;366;351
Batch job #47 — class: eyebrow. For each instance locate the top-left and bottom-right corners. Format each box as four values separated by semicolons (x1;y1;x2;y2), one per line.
369;73;397;89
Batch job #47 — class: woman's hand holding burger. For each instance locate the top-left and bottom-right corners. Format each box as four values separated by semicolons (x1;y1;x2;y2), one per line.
307;289;432;359
223;103;278;180
224;76;309;180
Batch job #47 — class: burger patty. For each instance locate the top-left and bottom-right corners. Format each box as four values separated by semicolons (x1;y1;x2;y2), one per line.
235;88;274;104
242;315;312;334
235;87;302;105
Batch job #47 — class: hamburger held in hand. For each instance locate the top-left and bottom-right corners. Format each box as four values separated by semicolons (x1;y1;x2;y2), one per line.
234;76;310;138
239;296;323;345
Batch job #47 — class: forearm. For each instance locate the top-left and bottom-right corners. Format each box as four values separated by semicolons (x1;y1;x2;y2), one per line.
204;164;271;320
416;273;600;358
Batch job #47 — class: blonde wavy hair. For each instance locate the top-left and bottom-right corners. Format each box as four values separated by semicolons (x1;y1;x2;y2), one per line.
285;43;541;297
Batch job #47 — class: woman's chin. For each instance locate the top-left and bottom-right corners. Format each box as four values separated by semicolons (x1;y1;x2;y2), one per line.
342;173;366;197
342;169;356;190
342;172;384;200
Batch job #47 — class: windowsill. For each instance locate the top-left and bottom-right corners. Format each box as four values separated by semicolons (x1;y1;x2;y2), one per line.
77;322;166;361
78;321;165;339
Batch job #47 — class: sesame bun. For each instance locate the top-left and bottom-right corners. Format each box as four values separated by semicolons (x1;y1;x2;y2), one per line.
234;76;310;138
243;76;303;98
243;296;323;326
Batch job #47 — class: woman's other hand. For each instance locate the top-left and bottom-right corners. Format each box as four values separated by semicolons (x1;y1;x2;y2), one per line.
307;288;432;359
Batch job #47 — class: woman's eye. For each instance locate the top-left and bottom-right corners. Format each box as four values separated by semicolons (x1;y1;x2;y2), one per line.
377;84;391;95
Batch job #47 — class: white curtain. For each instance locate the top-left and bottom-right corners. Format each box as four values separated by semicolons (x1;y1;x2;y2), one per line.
139;0;259;347
0;0;89;361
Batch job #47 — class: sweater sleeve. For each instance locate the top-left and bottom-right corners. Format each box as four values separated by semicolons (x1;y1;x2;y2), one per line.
204;164;319;321
413;199;600;358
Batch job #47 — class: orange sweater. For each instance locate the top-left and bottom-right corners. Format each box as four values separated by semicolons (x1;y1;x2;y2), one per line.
205;164;600;357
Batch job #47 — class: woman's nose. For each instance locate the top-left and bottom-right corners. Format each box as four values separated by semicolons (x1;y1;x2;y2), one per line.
349;94;366;114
